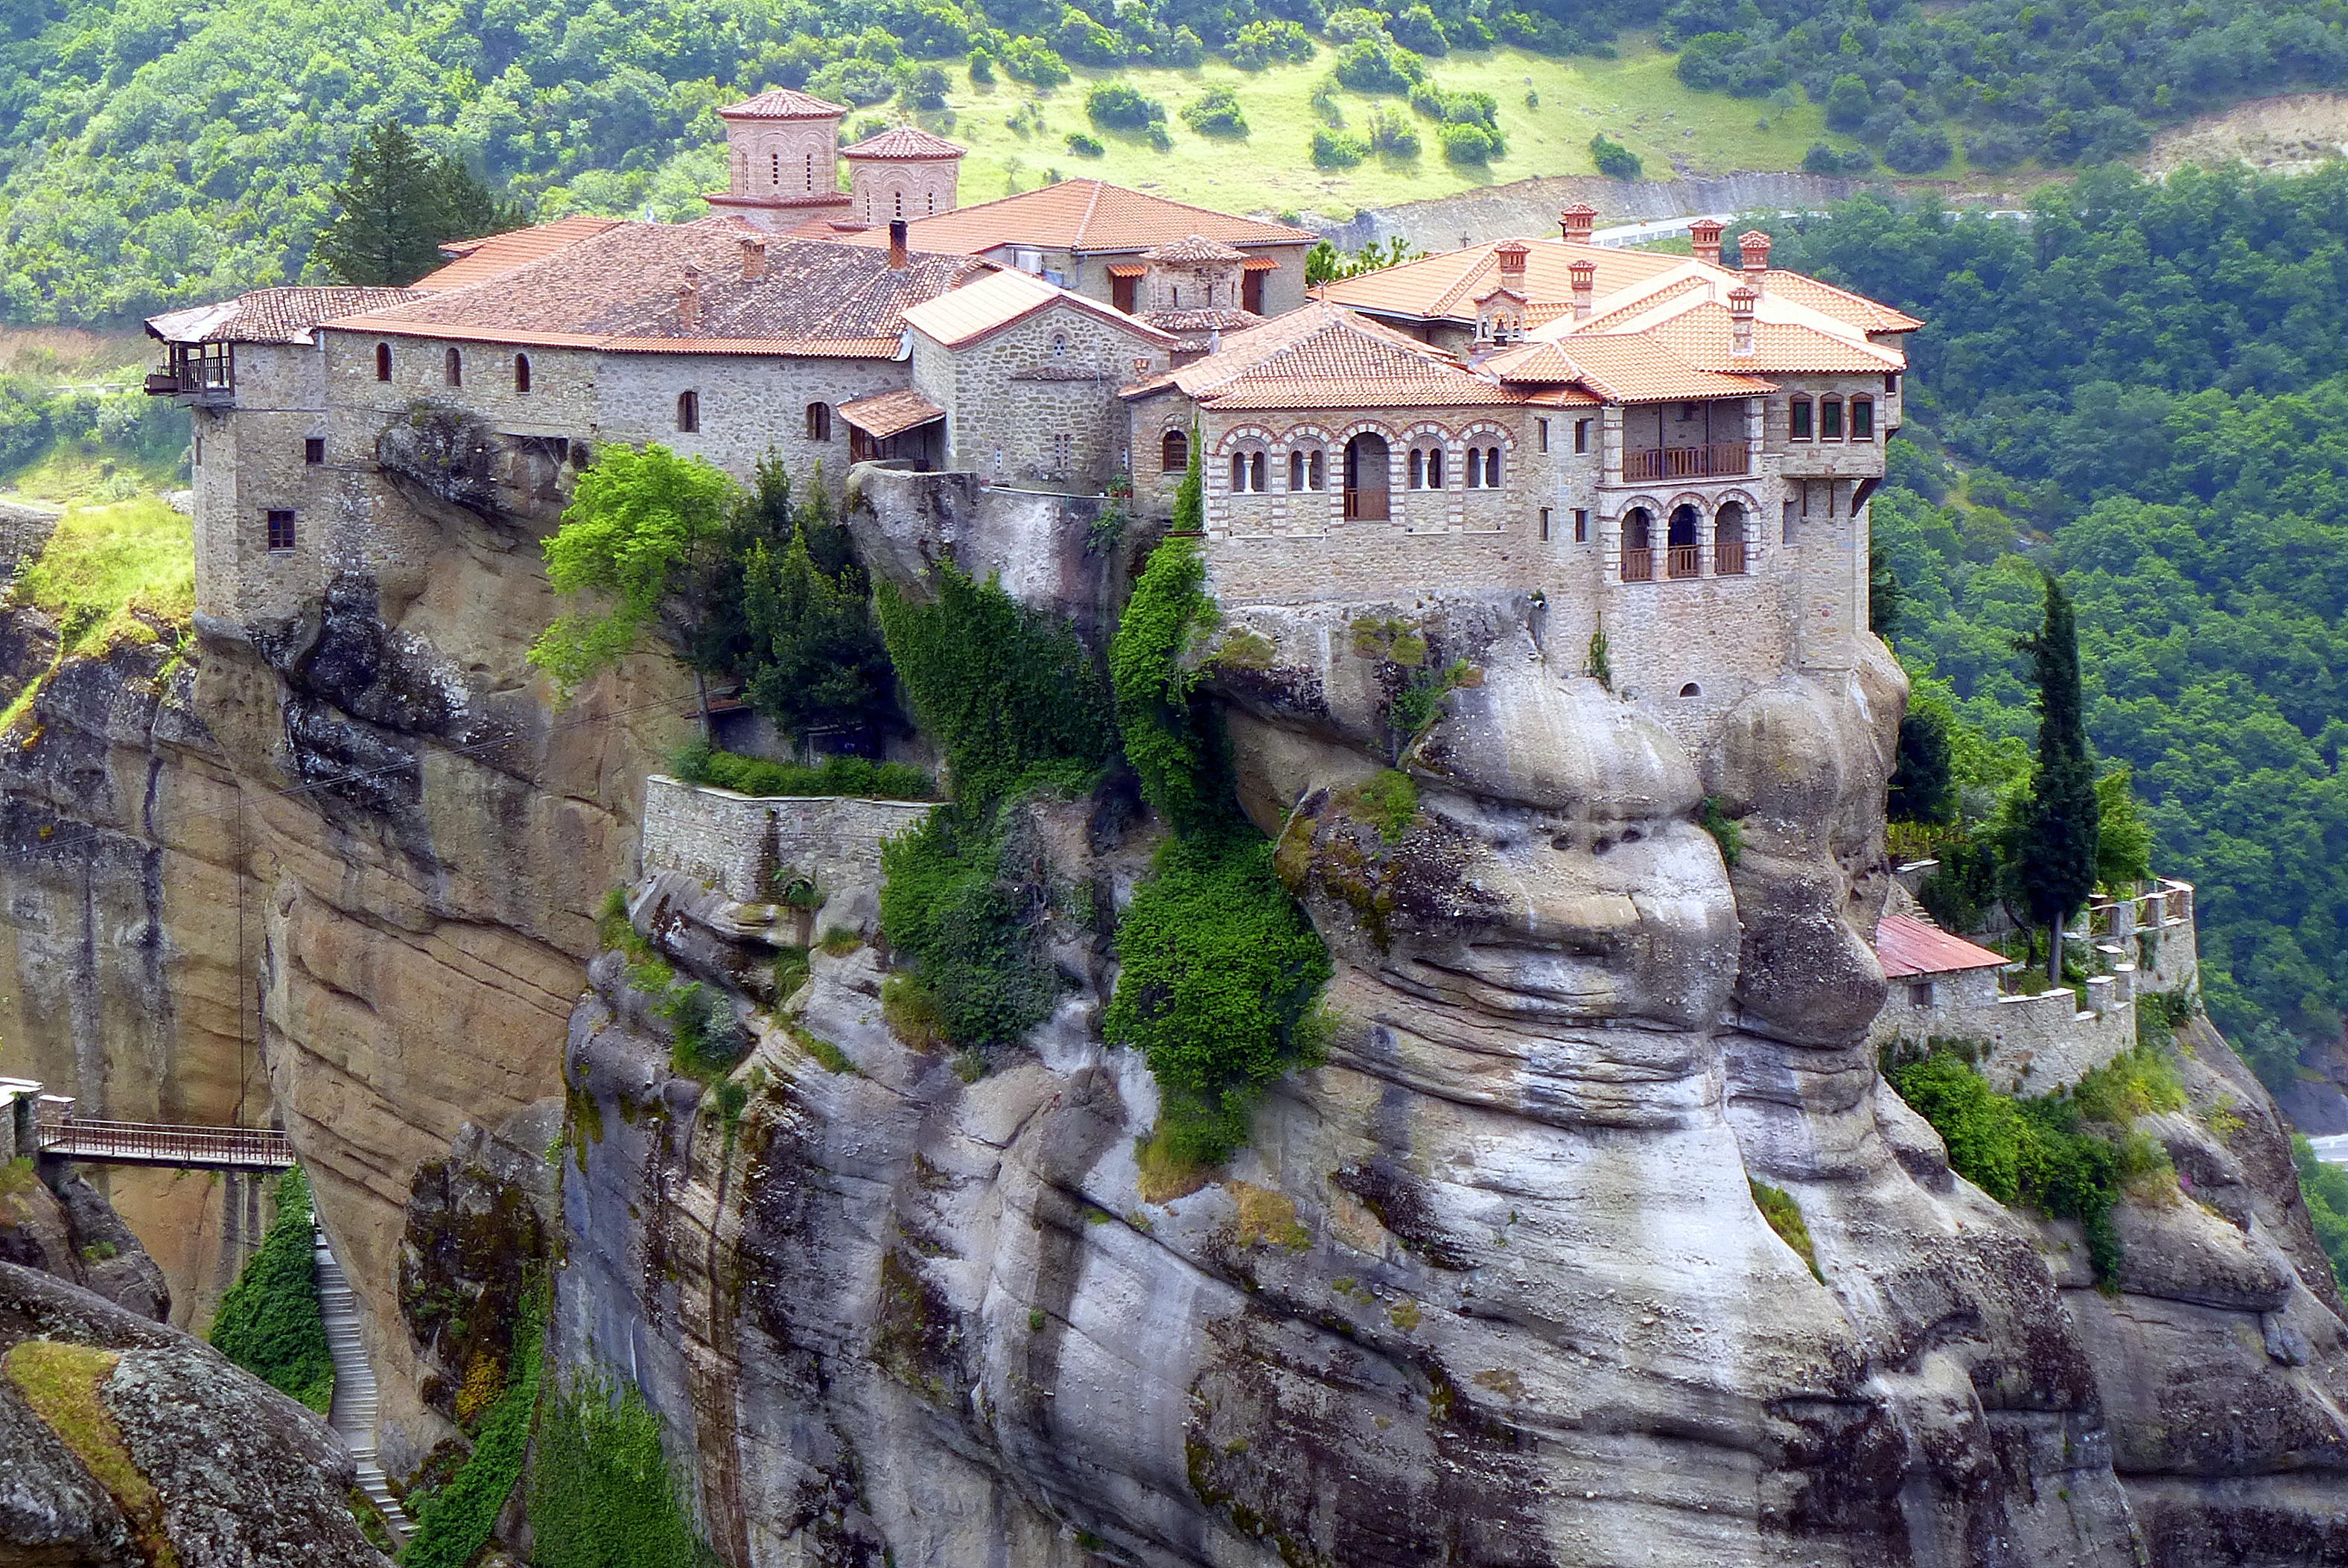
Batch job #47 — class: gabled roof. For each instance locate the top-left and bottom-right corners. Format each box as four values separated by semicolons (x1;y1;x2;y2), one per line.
719;88;849;121
1483;337;1774;404
1640;302;1905;375
329;223;988;358
838;388;946;438
1756;271;1924;334
1877;913;2007;978
146;287;422;345
842;125;967;161
835;179;1316;258
1127;303;1518;409
900;266;1177;349
413;216;626;292
1145;233;1247;264
1317;238;1681;324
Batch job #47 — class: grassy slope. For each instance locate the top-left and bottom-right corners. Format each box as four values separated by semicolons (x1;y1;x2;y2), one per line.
915;39;1855;218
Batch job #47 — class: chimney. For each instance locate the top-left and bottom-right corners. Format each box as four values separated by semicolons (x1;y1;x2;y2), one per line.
1559;203;1597;245
739;236;768;281
1738;229;1772;290
1728;284;1756;357
678;264;702;333
1569;258;1595;320
1690;217;1725;267
888;218;909;270
1495;238;1528;286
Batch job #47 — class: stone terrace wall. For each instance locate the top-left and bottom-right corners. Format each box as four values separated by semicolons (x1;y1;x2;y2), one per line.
638;774;933;920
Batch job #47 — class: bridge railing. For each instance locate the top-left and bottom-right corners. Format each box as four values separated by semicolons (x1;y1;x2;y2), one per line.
34;1103;294;1169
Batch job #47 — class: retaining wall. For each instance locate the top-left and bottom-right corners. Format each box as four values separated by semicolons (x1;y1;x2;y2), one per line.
637;774;934;913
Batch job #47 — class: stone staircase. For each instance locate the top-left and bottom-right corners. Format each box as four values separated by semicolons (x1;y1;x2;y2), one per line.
315;1226;410;1545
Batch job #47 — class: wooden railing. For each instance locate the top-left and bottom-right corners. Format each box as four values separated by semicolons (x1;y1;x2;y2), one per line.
1343;488;1390;521
1621;546;1653;581
34;1108;293;1170
1715;539;1747;575
1621;443;1750;482
1667;544;1702;579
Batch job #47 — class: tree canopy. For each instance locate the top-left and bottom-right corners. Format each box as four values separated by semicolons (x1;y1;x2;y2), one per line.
315;121;524;287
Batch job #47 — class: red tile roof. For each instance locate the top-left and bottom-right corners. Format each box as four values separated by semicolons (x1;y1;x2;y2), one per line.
899;266;1176;349
1756;272;1924;334
413;216;626;292
842;125;967;161
719;88;850;121
1483;336;1774;403
1130;304;1518;409
1876;913;2008;978
833;179;1315;258
331;223;988;358
146;287;423;345
1639;302;1904;374
837;388;945;437
1318;238;1681;324
1145;234;1248;263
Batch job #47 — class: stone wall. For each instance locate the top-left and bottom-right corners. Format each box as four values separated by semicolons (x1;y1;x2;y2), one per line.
920;300;1171;492
638;774;933;919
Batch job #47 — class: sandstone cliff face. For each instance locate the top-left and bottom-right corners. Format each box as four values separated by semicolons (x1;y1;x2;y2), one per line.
183;471;688;1477
0;604;260;1330
551;584;2348;1566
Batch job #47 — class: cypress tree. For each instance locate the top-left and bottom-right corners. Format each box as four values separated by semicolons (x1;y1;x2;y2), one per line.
316;121;522;287
1889;705;1956;825
2012;573;2099;982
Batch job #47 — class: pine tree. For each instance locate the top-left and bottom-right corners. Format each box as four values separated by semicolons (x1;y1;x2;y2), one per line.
316;121;522;287
2012;573;2099;982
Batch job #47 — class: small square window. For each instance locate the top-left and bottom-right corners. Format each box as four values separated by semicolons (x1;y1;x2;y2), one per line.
1573;507;1589;543
265;509;296;552
1821;398;1845;440
1907;981;1935;1008
304;438;324;465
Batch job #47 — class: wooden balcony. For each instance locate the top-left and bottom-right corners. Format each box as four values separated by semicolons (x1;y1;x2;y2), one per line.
1620;442;1750;482
144;345;234;403
1343;488;1390;521
1666;544;1701;579
1620;546;1653;582
1715;539;1747;575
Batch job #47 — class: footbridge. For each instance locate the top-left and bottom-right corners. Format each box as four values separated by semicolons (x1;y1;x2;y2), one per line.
1;1080;293;1171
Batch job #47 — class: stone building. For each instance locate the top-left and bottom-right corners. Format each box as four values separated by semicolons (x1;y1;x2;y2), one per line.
841;125;966;227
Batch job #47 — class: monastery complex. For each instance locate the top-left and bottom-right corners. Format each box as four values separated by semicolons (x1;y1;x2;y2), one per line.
148;83;1916;724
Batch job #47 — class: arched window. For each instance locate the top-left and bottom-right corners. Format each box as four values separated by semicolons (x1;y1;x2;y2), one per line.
1308;450;1325;491
1820;396;1845;440
806;402;831;441
1463;447;1480;488
1622;507;1654;581
1483;447;1501;487
1343;432;1390;520
1850;396;1874;441
374;342;392;381
444;346;462;386
514;354;531;393
1667;504;1701;578
1228;450;1267;492
1250;450;1266;493
1051;333;1068;358
1679;682;1702;698
1714;501;1748;575
1788;396;1813;441
1408;449;1425;489
1288;448;1326;491
676;390;700;433
1161;428;1188;472
1290;450;1306;491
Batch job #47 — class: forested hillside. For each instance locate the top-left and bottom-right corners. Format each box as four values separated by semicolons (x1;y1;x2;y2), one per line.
1769;164;2348;1089
14;0;2348;324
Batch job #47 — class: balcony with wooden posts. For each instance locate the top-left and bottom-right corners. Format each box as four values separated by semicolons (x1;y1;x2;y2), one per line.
1620;442;1751;483
144;342;235;405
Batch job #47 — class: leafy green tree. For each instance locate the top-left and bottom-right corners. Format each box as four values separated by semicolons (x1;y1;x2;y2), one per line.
2011;574;2099;981
2094;767;2154;887
739;532;894;741
1889;701;1956;825
529;444;739;701
1590;133;1642;179
315;121;521;287
1822;73;1871;130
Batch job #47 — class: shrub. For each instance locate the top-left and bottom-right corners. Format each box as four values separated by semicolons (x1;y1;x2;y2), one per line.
1054;6;1126;66
1323;7;1391;44
967;48;995;83
1750;1180;1822;1281
1407;81;1498;129
1229;19;1315;69
999;36;1072;86
1590;133;1641;179
1883;121;1953;173
1440;121;1500;165
1065;130;1105;156
1803;142;1873;174
899;63;951;109
806;56;900;106
1086;83;1166;130
1105;832;1332;1165
658;981;750;1083
1822;72;1871;131
1332;39;1424;93
1109;534;1227;832
878;800;1066;1051
1312;127;1368;168
1180;87;1248;138
1965;129;2029;171
208;1167;334;1413
2292;1135;2348;1288
1390;4;1448;54
1367;108;1420;157
668;745;936;801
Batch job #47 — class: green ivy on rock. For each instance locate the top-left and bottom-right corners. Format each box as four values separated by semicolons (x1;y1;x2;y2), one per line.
208;1166;334;1415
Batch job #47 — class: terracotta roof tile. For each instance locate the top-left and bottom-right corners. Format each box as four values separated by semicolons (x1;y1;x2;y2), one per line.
1318;238;1681;323
1641;302;1903;374
1483;335;1773;403
900;267;1177;348
146;287;422;345
837;388;945;437
842;125;967;161
835;179;1314;257
412;216;626;291
331;223;987;358
719;88;850;121
1137;304;1518;409
1757;271;1924;334
1877;912;2007;978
